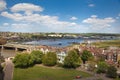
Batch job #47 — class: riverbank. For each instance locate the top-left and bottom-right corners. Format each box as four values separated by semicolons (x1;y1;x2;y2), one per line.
92;40;120;48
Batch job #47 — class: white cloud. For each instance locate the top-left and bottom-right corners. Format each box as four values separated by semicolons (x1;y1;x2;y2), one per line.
11;23;29;29
0;3;88;33
1;11;23;21
91;15;97;18
83;15;116;29
3;23;9;26
1;11;77;28
0;0;6;11
70;16;78;20
88;4;95;7
10;3;43;14
1;3;78;29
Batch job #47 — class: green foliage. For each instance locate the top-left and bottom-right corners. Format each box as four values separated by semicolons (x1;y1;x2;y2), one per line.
107;66;117;78
63;50;82;68
81;50;93;64
42;52;57;66
31;50;43;64
97;61;108;74
13;53;34;68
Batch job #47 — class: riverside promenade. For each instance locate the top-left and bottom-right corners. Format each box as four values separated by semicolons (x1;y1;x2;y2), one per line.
4;59;14;80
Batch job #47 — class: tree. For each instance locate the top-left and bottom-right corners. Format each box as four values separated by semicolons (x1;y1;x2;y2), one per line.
42;52;57;66
81;50;94;64
63;50;82;68
107;66;117;78
13;53;34;68
31;50;43;64
97;61;108;73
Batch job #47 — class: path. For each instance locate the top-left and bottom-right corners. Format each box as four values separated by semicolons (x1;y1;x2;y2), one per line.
4;59;14;80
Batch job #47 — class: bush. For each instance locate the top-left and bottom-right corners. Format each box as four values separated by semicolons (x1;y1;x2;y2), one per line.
31;50;43;64
13;53;34;68
97;61;108;74
106;66;117;78
63;50;82;68
42;52;57;66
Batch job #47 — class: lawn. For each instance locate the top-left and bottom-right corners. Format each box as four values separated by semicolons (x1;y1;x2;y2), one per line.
13;66;91;80
92;40;120;48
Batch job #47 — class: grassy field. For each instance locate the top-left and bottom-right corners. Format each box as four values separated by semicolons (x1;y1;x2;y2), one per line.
13;66;91;80
92;40;120;48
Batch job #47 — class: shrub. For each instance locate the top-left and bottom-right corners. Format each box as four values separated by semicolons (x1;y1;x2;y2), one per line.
42;52;57;66
13;53;34;68
31;50;43;64
63;50;82;68
97;61;108;73
106;66;117;78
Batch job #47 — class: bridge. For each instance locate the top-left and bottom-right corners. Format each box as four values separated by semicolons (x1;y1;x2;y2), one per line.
0;43;35;52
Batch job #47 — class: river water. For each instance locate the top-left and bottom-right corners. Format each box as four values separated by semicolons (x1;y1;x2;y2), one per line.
0;38;101;58
0;49;22;58
22;38;97;47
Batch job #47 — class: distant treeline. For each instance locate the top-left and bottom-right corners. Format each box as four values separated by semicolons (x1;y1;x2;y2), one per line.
0;32;120;43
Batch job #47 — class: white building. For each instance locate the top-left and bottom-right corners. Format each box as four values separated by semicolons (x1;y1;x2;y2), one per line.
57;51;67;63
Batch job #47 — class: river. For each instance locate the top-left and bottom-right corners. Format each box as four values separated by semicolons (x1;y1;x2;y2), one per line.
0;38;102;58
0;49;22;58
22;38;97;47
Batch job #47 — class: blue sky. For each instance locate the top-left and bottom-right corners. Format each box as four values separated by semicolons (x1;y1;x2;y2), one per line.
0;0;120;33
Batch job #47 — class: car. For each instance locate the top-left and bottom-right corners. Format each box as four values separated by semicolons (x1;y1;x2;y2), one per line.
75;75;82;79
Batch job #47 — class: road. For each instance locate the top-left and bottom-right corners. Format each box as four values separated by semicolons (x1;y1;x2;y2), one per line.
4;59;14;80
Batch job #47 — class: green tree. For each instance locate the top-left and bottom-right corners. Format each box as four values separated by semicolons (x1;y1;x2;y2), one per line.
107;66;117;78
81;50;94;64
31;50;43;64
42;52;57;66
64;50;82;68
97;61;108;73
13;53;34;68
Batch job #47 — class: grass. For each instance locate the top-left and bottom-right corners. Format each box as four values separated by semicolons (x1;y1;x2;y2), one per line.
13;65;91;80
92;40;120;48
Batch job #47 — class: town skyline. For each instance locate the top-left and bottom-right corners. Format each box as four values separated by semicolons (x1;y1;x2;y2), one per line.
0;0;120;33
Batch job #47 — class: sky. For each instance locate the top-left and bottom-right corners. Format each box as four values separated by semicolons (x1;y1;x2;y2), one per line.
0;0;120;33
